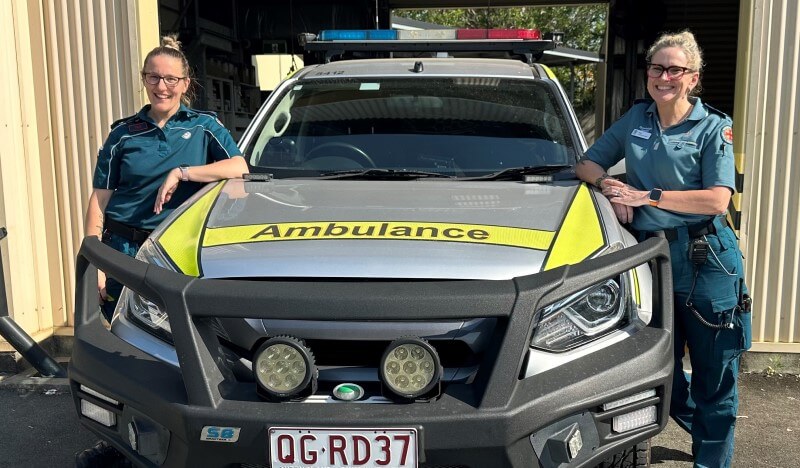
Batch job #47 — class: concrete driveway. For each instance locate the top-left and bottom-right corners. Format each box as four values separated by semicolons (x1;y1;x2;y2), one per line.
0;371;797;467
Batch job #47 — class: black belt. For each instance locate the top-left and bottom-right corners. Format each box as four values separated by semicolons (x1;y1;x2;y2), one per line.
104;218;152;244
662;217;726;242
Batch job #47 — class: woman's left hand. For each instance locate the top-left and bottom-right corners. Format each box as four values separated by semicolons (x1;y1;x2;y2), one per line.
154;168;181;214
603;184;650;207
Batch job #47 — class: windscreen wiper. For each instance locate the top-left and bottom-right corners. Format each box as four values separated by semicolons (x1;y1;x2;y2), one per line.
316;169;455;180
464;165;574;181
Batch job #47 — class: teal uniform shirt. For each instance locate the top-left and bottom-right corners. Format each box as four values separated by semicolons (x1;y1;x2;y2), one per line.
93;104;242;229
585;97;735;232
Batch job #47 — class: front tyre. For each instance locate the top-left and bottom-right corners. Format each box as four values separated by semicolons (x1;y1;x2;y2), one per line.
598;439;650;467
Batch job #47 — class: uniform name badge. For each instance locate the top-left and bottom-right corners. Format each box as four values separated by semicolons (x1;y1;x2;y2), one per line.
631;128;652;139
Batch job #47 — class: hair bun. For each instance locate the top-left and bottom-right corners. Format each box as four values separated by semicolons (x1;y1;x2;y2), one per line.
161;34;182;52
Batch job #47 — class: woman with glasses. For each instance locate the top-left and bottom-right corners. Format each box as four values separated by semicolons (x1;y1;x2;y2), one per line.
83;35;248;323
576;31;750;468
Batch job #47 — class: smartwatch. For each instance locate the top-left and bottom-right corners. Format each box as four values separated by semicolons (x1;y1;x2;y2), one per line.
179;164;190;182
649;188;663;207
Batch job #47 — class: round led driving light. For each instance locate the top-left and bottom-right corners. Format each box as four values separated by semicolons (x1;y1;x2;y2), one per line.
380;338;442;400
253;336;317;401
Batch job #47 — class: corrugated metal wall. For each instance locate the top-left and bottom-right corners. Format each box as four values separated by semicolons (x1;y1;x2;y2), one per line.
0;0;157;348
737;0;800;351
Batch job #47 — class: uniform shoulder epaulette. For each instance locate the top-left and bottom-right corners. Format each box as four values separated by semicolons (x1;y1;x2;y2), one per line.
193;109;225;126
110;114;137;130
194;109;219;118
704;102;730;120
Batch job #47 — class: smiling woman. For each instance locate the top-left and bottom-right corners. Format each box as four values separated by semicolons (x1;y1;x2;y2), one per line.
77;33;249;464
575;30;750;468
82;34;249;322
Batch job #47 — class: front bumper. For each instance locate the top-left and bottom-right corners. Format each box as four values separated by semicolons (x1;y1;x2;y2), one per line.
70;237;673;468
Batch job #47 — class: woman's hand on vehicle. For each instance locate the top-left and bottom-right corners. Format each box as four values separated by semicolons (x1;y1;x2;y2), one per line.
611;203;634;224
603;183;649;207
154;168;181;214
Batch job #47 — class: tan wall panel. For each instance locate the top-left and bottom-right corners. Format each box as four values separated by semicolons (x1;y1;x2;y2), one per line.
0;0;158;346
739;0;800;347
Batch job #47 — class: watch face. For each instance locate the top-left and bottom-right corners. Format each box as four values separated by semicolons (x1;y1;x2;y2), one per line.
650;188;663;203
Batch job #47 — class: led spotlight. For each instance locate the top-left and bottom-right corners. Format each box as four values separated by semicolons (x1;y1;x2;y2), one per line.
380;338;442;401
253;336;317;401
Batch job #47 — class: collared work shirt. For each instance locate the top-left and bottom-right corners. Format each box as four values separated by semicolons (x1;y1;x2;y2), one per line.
585;98;735;232
93;104;242;229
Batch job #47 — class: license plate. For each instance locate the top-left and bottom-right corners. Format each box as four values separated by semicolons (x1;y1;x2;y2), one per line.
269;427;418;467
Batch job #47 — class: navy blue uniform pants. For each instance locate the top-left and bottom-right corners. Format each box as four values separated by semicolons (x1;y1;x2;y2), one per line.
666;218;751;468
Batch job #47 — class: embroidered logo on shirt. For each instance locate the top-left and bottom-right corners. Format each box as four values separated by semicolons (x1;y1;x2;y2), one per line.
721;126;733;145
182;131;192;140
128;122;148;132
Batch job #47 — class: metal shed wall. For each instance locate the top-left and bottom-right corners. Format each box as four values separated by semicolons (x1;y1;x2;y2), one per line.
0;0;158;351
737;0;800;351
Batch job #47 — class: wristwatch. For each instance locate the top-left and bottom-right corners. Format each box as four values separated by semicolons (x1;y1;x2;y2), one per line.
178;164;190;182
649;188;663;207
595;174;610;189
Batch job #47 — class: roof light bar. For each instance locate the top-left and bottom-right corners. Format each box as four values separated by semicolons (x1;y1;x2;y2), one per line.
305;30;556;64
317;29;543;42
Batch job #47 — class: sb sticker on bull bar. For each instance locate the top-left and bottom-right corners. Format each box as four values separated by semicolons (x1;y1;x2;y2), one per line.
201;426;241;443
202;221;556;251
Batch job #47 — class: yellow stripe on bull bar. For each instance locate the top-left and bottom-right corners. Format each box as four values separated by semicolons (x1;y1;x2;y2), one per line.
204;221;556;251
157;181;226;276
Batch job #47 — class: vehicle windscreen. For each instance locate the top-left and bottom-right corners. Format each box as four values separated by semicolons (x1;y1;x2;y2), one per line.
245;77;580;178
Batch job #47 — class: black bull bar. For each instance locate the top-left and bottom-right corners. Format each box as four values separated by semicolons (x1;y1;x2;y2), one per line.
73;236;673;410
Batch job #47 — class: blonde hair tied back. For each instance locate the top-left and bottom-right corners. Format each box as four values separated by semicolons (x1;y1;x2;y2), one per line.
646;30;704;96
141;33;194;106
160;34;183;52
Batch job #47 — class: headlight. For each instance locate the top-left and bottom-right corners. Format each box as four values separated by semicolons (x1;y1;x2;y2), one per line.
120;239;174;343
531;276;631;352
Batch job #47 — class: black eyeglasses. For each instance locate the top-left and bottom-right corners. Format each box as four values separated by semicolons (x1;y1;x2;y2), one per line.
646;63;696;80
142;73;186;87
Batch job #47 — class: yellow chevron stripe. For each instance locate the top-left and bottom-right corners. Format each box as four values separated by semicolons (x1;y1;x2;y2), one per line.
543;184;606;271
157;181;226;276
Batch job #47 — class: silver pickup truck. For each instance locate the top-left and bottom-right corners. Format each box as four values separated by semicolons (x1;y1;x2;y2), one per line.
70;34;673;468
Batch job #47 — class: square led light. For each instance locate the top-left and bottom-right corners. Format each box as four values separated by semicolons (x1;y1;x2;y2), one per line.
612;405;657;433
568;428;583;459
80;399;117;427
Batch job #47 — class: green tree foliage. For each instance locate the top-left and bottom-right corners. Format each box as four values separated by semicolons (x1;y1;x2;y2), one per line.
395;6;607;111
